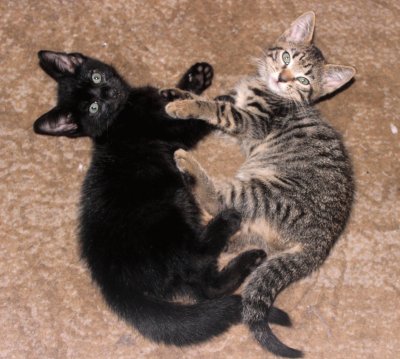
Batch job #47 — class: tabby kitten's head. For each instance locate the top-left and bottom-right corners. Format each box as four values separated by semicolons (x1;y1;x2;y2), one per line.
258;12;355;103
34;51;130;138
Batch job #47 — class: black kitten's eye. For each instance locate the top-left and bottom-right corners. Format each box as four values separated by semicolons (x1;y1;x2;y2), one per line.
91;72;102;84
89;102;99;114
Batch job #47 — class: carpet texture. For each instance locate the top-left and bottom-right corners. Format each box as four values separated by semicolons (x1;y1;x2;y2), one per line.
1;1;399;358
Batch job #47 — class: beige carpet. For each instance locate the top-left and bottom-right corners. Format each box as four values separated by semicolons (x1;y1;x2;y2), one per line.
1;1;399;358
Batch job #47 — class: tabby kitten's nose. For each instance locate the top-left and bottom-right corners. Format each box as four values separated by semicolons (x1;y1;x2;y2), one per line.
278;69;294;83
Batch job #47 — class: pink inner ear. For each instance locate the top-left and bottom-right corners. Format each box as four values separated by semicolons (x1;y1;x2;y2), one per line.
41;113;77;133
57;114;78;131
280;12;315;43
322;66;355;95
55;55;79;74
42;52;83;74
288;24;311;43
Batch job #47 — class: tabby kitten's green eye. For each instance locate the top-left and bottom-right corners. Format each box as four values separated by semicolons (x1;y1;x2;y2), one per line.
92;72;102;84
89;102;99;114
297;77;310;85
282;51;290;65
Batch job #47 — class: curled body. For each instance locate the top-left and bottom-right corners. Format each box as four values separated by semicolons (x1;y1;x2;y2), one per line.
163;11;355;357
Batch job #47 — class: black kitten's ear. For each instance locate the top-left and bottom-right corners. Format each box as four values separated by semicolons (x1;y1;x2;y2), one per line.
38;50;86;79
34;107;84;137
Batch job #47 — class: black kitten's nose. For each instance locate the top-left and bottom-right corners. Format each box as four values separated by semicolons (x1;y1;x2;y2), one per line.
107;88;118;98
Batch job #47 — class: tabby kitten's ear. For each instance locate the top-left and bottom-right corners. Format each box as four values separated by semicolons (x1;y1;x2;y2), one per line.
278;11;316;44
320;65;356;97
38;50;86;79
34;107;84;137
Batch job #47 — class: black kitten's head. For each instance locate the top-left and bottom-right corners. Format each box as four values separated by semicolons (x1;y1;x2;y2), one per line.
34;51;130;138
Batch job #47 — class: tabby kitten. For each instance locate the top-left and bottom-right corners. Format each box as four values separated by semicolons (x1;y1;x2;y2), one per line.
162;12;355;357
33;51;291;347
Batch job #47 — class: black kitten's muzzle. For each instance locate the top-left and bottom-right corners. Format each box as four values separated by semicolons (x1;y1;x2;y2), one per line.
107;87;119;99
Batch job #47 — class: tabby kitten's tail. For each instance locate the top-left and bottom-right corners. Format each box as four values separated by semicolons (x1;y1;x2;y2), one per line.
243;242;331;357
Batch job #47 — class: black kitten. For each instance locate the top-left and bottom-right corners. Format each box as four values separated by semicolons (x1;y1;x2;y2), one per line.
33;51;290;346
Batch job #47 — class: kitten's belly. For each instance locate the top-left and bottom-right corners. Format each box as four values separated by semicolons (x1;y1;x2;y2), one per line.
239;218;291;253
234;147;280;185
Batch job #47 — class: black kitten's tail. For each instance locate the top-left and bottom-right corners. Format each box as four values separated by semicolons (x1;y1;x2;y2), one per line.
106;287;292;346
107;289;242;346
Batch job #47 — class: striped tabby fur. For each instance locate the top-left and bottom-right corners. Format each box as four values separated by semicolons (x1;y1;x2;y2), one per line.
163;12;355;357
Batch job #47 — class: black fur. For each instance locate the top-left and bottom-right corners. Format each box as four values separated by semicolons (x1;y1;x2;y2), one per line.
33;51;288;346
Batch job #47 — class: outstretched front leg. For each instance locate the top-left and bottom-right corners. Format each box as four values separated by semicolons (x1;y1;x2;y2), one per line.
166;99;269;139
159;63;216;148
160;87;201;102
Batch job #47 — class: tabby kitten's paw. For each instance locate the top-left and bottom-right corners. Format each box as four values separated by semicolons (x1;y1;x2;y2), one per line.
166;100;200;120
174;148;200;176
177;62;213;94
159;88;195;102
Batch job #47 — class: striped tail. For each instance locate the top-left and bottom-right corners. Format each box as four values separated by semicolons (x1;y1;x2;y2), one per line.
242;243;331;358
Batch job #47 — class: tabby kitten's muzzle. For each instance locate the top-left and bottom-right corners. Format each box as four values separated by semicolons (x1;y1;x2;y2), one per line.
278;69;294;83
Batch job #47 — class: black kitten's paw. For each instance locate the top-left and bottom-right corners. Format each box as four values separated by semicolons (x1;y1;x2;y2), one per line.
160;88;194;102
201;209;242;243
218;209;242;234
240;249;267;271
177;62;213;94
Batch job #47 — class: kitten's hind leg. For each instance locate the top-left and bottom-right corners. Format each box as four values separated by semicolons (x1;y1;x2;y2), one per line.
198;209;242;252
174;149;256;218
174;149;223;215
202;249;267;298
197;209;293;327
177;62;213;94
198;209;266;297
